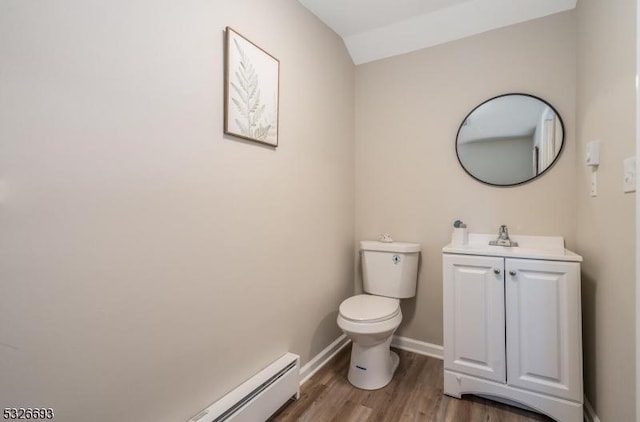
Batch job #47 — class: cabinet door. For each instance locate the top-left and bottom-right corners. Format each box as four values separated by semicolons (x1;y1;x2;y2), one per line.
505;259;582;402
443;254;505;383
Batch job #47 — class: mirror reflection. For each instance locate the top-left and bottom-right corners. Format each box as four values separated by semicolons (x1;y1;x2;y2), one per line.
456;94;564;186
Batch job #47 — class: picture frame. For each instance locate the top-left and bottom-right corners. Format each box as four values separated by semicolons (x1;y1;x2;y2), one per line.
224;27;280;147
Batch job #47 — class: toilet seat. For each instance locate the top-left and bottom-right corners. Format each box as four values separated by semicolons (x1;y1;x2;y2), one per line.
339;294;400;323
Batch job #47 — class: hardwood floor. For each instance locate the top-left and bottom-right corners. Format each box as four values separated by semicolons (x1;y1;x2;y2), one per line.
270;346;552;422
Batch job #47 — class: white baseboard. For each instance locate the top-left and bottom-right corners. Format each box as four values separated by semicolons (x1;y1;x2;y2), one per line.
583;395;600;422
391;335;444;360
299;334;351;385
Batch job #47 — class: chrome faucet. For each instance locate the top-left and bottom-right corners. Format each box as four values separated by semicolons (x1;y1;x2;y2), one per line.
489;225;518;247
498;225;509;241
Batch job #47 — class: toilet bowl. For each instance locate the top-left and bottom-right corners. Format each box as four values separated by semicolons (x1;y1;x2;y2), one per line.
338;240;420;390
337;294;402;390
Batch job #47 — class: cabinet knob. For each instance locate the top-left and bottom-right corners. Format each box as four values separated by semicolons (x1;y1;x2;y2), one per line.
493;268;501;275
509;270;517;276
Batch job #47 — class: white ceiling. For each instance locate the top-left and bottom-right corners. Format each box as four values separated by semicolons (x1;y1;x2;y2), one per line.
298;0;577;65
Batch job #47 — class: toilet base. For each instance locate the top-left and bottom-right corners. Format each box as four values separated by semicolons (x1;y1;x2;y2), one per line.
347;337;400;390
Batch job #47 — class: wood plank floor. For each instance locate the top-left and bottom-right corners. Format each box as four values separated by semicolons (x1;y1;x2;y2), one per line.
270;346;553;422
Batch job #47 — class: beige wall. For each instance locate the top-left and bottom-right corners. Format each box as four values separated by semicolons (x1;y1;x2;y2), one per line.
575;1;636;421
0;1;354;421
355;11;577;344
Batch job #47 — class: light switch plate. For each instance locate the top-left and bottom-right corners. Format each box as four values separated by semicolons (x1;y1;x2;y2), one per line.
624;156;636;193
590;171;597;197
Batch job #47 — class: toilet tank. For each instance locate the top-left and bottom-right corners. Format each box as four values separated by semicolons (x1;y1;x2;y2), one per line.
361;240;420;299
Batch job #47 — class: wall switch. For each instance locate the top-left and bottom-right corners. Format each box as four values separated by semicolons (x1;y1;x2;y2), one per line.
624;156;636;193
590;171;597;197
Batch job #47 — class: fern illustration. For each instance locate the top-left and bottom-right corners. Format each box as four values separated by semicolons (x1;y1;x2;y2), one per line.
230;39;273;141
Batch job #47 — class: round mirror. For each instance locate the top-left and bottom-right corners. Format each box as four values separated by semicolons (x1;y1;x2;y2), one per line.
456;93;564;186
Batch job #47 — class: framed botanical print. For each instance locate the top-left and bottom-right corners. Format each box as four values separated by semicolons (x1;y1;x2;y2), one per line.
224;27;280;147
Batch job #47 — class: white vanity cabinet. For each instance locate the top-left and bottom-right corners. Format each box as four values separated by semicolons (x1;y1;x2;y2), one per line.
443;254;506;383
442;234;583;422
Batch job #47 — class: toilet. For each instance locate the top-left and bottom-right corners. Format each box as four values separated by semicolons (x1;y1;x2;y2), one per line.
337;240;420;390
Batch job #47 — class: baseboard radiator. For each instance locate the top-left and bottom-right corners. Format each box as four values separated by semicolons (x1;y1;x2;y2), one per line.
187;353;300;422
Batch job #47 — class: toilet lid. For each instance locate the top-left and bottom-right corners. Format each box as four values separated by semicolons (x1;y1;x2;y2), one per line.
339;295;400;323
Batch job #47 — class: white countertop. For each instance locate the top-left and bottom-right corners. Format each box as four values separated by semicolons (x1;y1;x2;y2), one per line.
442;233;582;262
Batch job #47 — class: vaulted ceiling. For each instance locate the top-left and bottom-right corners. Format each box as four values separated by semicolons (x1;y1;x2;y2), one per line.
298;0;577;64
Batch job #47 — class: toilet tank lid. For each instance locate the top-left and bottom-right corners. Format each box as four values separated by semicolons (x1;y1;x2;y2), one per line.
360;240;420;253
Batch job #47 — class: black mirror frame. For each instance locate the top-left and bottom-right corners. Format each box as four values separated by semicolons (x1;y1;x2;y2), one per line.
455;93;565;187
